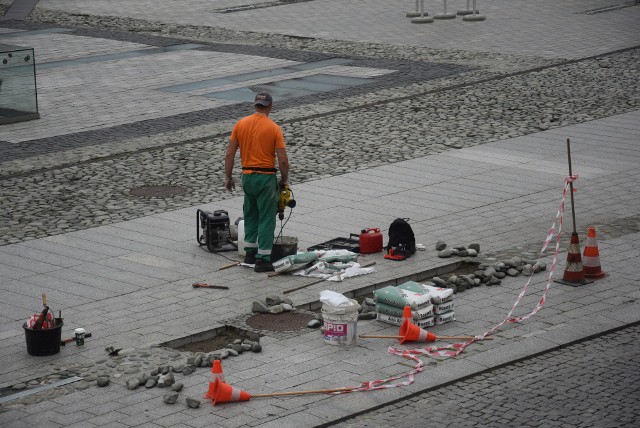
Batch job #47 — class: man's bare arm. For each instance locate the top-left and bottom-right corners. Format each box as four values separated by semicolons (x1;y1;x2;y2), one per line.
225;139;239;191
276;147;289;185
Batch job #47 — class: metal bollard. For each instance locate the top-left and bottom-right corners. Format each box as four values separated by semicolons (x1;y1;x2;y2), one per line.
407;0;423;17
434;0;457;19
457;0;478;16
463;0;486;21
411;0;434;23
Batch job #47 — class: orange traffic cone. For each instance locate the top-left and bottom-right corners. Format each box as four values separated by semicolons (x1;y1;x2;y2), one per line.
204;360;226;400
583;227;605;278
212;379;252;405
560;232;586;285
399;318;437;344
402;305;413;322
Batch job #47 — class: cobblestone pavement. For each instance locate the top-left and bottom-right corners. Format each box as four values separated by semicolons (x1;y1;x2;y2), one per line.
332;324;640;428
0;9;638;244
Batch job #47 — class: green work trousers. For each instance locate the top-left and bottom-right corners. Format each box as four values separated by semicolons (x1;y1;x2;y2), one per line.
242;173;278;262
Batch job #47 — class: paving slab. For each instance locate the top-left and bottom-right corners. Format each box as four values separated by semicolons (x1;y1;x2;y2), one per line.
1;1;640;426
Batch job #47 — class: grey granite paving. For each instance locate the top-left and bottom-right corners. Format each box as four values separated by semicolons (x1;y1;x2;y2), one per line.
1;1;639;426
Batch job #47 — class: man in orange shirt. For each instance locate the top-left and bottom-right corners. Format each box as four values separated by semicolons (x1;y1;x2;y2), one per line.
224;92;290;272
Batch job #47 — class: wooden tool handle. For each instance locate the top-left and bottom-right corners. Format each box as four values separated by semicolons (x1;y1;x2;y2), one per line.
439;335;492;340
218;261;241;271
252;387;355;398
359;335;403;339
192;283;230;290
42;292;47;307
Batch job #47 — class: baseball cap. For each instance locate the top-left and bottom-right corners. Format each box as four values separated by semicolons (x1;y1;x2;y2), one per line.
253;92;273;106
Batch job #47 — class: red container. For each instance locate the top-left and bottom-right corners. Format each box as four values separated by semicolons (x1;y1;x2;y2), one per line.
359;228;383;254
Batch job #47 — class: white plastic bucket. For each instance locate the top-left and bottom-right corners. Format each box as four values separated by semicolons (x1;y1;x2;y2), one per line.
321;299;360;346
237;220;245;256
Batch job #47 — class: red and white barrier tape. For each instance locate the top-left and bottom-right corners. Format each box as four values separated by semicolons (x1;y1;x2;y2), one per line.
335;175;577;393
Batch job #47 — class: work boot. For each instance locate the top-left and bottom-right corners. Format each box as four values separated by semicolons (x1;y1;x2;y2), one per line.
254;259;274;273
243;252;256;265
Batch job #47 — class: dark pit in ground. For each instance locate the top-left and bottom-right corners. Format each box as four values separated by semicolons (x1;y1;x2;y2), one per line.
172;330;253;353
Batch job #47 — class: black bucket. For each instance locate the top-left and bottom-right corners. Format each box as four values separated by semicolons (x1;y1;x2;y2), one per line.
23;319;63;356
271;236;298;262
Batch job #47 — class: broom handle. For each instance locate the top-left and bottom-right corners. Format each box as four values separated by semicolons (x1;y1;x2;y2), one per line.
359;335;403;339
218;261;241;271
439;335;492;340
359;334;492;340
252;387;355;397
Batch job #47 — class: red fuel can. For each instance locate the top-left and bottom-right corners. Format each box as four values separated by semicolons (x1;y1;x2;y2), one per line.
359;228;383;254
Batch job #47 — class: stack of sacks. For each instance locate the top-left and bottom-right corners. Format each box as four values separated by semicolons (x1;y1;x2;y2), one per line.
400;281;455;325
373;284;434;328
373;281;455;327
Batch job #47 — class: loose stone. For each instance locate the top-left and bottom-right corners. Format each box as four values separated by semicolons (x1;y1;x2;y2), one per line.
269;304;284;314
163;392;179;404
438;249;452;258
251;343;262;353
186;397;201;408
308;319;321;328
97;377;110;387
506;268;520;277
171;382;184;392
488;277;502;286
435;240;447;251
467;249;478;257
251;301;269;313
468;243;480;252
145;379;157;388
126;379;140;390
358;312;377;320
265;295;282;306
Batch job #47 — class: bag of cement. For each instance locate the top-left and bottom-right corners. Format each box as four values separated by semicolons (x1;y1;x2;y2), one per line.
433;300;455;315
317;249;359;263
377;312;435;328
373;286;432;310
398;281;454;304
434;311;456;325
376;302;433;320
273;252;318;272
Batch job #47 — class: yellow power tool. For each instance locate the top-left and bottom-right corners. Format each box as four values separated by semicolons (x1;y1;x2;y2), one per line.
277;183;296;220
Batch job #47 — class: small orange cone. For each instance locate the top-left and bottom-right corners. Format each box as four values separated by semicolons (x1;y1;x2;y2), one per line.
399;318;437;344
402;305;413;322
583;227;605;278
560;232;586;285
212;379;252;405
204;360;226;400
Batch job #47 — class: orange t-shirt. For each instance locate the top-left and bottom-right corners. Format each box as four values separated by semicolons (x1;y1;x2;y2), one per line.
231;113;285;174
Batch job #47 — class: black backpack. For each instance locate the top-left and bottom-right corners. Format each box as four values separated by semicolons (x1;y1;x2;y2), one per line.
386;218;416;258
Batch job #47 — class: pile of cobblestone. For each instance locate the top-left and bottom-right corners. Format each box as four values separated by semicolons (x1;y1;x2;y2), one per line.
429;241;547;291
0;334;262;411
